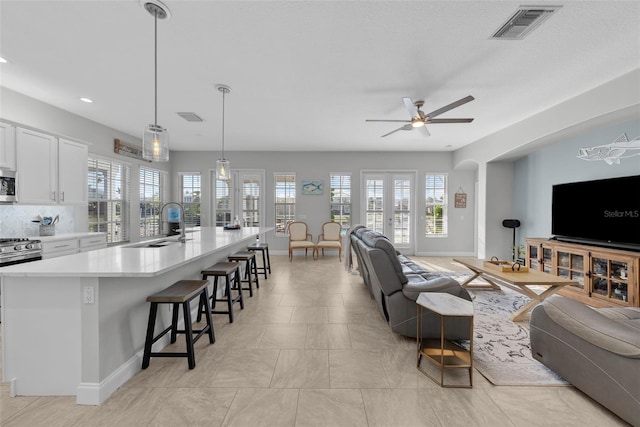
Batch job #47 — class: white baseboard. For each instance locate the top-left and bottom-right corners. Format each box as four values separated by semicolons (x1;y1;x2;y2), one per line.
76;304;199;405
415;251;476;257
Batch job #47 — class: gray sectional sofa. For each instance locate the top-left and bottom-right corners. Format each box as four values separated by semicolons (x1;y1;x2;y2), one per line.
530;295;640;426
348;225;472;339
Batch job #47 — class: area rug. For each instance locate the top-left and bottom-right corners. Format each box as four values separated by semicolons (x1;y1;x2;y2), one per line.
434;271;570;386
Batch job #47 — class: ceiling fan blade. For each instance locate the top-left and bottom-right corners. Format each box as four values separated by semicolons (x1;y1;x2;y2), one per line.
428;118;474;123
425;95;475;119
418;125;430;137
402;97;419;118
365;119;411;123
381;124;412;137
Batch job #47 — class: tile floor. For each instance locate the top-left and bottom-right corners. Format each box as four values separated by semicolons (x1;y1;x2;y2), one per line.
0;255;630;426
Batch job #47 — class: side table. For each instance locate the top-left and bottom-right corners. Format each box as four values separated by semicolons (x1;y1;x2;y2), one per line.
416;292;474;388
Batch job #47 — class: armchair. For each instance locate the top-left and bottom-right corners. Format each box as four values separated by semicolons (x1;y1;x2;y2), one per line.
287;221;316;261
315;221;342;261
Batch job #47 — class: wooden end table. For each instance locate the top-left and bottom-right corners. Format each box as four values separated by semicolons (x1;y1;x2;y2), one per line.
416;292;474;388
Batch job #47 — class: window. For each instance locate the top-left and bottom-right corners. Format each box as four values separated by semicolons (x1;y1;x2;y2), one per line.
88;157;130;243
274;173;295;235
425;174;447;236
180;173;201;227
330;173;351;230
214;178;232;226
139;166;167;237
241;175;261;227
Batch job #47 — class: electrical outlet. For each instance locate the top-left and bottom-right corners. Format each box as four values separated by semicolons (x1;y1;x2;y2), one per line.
22;220;31;230
83;286;95;304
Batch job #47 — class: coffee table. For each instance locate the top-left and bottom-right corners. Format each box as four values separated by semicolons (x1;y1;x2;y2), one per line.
453;258;577;322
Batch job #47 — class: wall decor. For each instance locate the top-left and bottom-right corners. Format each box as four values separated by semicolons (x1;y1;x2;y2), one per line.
114;138;149;161
577;133;640;165
454;187;467;208
301;179;324;195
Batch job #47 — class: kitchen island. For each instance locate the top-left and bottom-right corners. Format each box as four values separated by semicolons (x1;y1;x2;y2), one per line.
0;227;270;405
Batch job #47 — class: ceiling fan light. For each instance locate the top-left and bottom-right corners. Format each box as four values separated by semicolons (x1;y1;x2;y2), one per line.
411;119;424;128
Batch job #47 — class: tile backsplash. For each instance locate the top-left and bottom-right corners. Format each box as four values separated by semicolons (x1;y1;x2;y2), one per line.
0;205;75;237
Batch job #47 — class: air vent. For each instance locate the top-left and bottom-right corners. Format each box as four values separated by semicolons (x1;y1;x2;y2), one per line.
177;112;204;122
491;6;561;40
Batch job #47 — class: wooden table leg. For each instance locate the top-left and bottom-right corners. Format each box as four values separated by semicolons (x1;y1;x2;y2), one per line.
459;269;501;290
509;285;566;322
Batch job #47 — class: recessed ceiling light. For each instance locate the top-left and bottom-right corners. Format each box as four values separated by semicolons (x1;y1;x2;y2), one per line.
80;97;93;103
0;57;8;63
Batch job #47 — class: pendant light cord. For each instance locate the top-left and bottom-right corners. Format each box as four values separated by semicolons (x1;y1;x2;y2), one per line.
154;12;158;127
221;88;226;158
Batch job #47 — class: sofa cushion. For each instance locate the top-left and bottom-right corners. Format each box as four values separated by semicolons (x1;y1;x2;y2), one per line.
542;295;640;358
599;307;640;321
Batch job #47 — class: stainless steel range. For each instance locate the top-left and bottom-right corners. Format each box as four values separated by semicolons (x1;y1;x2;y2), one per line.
0;238;43;267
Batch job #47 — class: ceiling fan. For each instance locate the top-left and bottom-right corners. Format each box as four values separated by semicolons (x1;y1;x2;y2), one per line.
366;95;475;137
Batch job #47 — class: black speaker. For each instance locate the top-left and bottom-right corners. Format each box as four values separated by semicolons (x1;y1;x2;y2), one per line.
502;219;521;229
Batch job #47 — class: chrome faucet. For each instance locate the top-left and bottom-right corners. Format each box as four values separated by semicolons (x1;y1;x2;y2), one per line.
159;202;186;243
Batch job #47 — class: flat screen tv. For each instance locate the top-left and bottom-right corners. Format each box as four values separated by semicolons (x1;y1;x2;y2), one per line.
551;175;640;250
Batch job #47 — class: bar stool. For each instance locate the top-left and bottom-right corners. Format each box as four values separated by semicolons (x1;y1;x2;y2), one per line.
142;279;214;370
198;262;244;323
227;251;260;296
247;242;271;279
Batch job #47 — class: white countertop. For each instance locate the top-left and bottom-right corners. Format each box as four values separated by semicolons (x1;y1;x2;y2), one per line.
37;232;107;242
1;227;268;278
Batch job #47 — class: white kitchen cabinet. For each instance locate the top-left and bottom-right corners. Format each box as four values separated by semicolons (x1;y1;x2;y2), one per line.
79;234;107;252
0;121;16;170
41;238;79;259
16;127;88;205
58;138;88;205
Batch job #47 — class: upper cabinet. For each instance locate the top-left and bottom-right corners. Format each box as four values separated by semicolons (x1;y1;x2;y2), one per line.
16;127;88;205
0;122;17;170
58;138;88;205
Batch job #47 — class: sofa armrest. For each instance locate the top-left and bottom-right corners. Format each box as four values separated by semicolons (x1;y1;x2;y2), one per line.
401;275;468;301
540;295;640;358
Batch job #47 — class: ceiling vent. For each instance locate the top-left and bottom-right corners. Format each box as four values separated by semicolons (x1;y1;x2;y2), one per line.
177;112;204;122
491;6;561;40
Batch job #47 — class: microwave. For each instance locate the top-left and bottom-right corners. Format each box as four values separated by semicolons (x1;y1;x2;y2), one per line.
0;169;17;203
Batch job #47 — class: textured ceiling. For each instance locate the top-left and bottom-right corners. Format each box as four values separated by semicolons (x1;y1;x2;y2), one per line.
1;1;639;153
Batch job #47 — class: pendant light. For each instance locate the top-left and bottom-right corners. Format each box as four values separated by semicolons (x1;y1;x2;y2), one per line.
142;0;170;162
216;84;231;180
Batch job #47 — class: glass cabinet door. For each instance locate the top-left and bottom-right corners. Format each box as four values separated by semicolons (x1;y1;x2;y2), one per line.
542;247;553;274
528;244;539;270
557;251;585;290
591;256;630;303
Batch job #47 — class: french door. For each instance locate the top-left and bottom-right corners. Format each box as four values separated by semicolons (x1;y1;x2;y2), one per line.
361;171;416;254
210;169;265;229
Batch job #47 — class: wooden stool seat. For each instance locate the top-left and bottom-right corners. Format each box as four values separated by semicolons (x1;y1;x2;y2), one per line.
247;242;271;279
199;262;244;323
228;251;260;296
142;280;215;370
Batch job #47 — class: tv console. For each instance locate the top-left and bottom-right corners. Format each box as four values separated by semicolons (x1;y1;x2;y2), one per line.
525;238;639;308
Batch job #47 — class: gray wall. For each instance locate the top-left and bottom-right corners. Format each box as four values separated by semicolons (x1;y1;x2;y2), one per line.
513;119;640;246
170;150;477;255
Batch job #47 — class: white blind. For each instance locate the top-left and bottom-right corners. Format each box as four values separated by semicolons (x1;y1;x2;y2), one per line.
88;156;130;243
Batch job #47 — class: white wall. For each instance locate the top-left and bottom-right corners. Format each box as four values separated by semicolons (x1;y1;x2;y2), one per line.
513;118;640;244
